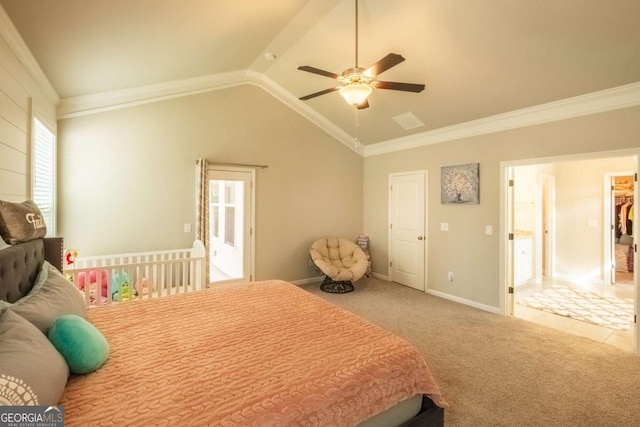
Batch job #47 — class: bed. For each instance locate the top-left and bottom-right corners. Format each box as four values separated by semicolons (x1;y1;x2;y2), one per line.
0;237;445;426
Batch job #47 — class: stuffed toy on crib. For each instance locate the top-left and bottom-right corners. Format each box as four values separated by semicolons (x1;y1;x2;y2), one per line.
134;278;153;298
77;270;108;304
110;272;131;302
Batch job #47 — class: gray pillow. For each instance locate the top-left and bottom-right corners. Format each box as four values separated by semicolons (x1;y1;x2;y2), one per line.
0;310;69;405
3;261;87;333
0;200;47;244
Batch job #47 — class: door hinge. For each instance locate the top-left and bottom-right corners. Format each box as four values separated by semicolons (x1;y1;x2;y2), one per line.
508;179;514;187
390;185;393;191
390;223;393;229
390;261;393;267
508;287;514;294
635;173;637;182
635;314;637;324
508;233;514;240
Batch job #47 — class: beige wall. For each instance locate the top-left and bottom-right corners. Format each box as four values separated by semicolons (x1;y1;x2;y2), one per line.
553;157;635;281
364;106;640;308
57;85;363;282
0;35;56;203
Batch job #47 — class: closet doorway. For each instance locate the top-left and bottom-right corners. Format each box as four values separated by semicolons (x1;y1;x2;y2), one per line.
609;174;634;285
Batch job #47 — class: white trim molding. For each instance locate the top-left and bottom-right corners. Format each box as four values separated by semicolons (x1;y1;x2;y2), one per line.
0;5;59;105
57;70;363;156
427;289;502;315
57;71;249;119
364;82;640;157
55;61;639;160
3;2;639;157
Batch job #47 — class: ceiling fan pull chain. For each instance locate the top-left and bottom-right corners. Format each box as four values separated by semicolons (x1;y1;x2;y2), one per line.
354;107;361;147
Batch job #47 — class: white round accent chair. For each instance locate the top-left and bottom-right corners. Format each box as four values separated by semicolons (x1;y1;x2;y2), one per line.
309;237;368;293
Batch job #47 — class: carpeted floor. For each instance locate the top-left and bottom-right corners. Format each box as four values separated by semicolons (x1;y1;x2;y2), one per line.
300;277;640;427
517;286;634;330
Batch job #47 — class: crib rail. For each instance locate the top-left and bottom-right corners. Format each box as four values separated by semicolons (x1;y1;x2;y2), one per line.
64;240;206;307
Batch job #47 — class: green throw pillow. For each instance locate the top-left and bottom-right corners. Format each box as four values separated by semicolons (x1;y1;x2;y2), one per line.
48;315;109;374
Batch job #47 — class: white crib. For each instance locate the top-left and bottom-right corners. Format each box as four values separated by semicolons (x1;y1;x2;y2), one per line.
63;240;206;307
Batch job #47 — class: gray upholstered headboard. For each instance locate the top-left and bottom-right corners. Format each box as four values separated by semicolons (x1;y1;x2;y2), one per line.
0;237;63;303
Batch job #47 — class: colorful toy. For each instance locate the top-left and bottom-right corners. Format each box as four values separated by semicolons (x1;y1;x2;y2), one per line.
77;270;108;299
64;248;78;267
110;272;131;302
134;278;153;298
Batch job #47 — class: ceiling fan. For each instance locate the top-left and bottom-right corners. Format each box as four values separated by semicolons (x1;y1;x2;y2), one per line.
297;0;425;109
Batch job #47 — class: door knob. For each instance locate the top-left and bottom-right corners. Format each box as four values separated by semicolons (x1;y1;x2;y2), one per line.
418;236;424;240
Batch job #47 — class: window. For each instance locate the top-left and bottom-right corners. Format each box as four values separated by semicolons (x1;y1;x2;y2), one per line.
32;118;56;236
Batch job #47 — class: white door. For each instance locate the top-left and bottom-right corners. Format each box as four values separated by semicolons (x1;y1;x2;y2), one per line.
389;172;426;290
208;168;254;283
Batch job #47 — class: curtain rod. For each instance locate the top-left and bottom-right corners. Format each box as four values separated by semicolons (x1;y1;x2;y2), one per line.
196;161;268;169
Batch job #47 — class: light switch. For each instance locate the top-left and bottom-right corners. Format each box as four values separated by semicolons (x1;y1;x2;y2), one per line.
440;222;449;231
184;223;192;233
485;225;493;235
587;219;598;227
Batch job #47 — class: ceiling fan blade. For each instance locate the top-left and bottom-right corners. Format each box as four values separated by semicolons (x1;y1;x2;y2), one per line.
297;66;340;80
299;86;341;101
357;99;369;109
364;53;405;77
374;80;425;93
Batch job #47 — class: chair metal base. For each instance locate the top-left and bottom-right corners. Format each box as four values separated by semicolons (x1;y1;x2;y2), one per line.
320;276;354;293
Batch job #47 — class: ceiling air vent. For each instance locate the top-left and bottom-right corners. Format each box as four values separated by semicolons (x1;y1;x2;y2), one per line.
392;112;425;130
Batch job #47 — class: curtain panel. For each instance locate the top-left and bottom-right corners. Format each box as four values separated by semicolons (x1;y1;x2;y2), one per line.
195;158;210;284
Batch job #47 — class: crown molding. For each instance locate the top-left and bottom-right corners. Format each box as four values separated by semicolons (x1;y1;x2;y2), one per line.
57;69;362;156
364;81;640;157
57;71;249;119
55;61;639;160
0;5;59;105
243;71;362;155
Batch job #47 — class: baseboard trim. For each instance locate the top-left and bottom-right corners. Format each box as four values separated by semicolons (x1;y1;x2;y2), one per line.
291;276;324;286
426;289;502;315
371;272;390;281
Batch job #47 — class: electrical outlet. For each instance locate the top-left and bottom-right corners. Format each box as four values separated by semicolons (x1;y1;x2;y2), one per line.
448;271;454;282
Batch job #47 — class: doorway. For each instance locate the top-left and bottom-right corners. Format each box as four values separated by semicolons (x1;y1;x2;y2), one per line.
608;173;635;286
208;167;255;284
388;171;427;291
503;152;638;354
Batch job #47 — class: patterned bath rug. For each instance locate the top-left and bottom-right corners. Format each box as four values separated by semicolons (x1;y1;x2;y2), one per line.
517;286;634;330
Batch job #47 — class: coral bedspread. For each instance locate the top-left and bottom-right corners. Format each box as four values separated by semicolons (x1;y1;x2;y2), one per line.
60;280;444;426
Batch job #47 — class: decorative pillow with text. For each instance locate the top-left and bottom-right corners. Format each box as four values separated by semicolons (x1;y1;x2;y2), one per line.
0;200;47;244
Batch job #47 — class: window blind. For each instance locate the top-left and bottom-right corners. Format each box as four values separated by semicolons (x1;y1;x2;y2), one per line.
32;118;56;236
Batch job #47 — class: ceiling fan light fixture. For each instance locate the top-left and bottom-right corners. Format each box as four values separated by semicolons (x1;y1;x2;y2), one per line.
339;83;372;107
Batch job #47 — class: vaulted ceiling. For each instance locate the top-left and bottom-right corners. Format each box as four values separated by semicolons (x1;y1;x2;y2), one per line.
2;0;640;150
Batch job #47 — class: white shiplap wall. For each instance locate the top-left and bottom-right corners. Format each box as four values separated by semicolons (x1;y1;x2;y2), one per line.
0;8;58;202
0;55;30;202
